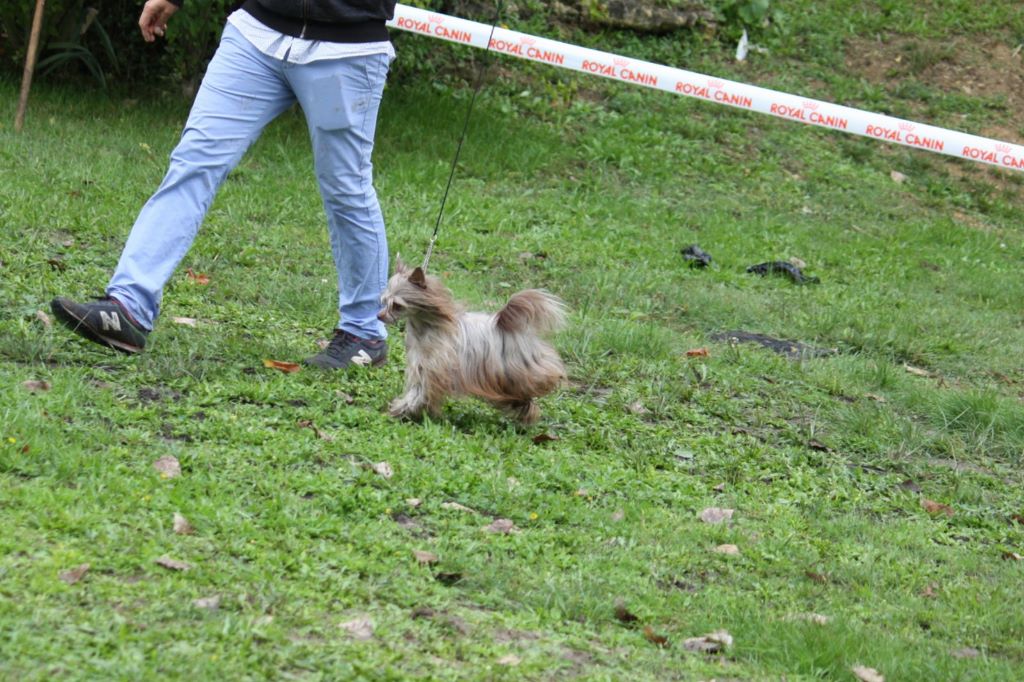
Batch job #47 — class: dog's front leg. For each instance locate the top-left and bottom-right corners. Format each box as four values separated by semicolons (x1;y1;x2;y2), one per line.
389;368;427;420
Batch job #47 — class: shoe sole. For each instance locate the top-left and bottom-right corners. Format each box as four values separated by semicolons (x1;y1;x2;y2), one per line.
51;300;144;354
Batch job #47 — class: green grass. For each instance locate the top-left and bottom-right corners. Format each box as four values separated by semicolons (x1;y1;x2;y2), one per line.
2;2;1024;679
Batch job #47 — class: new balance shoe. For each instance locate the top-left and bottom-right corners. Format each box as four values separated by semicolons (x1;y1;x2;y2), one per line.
304;329;387;370
50;296;149;354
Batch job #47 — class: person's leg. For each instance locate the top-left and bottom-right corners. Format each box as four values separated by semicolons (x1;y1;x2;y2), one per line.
288;52;391;343
106;24;296;330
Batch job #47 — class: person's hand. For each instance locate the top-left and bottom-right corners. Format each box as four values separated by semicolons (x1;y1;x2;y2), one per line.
139;0;179;42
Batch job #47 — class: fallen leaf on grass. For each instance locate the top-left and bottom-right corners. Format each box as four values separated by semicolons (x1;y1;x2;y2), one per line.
698;507;734;524
152;455;181;479
22;380;51;392
610;509;625;522
171;317;197;327
951;646;980;659
36;310;52;328
1002;550;1023;561
921;583;939;598
413;549;439;565
173;512;194;535
1011;513;1024;525
483;518;520;534
193;595;220;610
59;563;90;585
497;654;521;666
713;544;740;556
807;438;831;452
805;570;829;584
627;400;650;415
532;432;560;444
864;393;887;403
406;498;422;508
682;629;732;653
371;461;393;479
712;482;726;493
263;359;301;374
790;612;830;625
643;625;670;648
339;617;374;641
297;419;334;441
685;347;710;358
852;664;885;682
441;501;477;514
890;170;908;184
155;555;191;571
921;498;954;517
185;268;210;285
904;364;933;378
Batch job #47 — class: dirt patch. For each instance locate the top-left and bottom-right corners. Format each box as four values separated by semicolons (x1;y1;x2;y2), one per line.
845;35;1024;143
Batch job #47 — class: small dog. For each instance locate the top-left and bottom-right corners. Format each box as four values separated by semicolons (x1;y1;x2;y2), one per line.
377;256;567;424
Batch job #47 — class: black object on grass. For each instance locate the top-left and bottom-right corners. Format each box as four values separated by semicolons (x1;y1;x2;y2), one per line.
681;244;713;268
746;261;820;284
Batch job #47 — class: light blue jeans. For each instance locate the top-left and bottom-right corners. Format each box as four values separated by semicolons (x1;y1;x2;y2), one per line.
107;23;391;340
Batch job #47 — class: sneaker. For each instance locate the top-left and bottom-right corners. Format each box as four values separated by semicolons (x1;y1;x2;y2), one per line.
50;296;149;354
304;329;387;370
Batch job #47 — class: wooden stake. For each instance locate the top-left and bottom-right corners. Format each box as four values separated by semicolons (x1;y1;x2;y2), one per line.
14;0;47;132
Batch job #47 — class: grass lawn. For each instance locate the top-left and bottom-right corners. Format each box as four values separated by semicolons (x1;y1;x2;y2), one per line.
2;1;1023;679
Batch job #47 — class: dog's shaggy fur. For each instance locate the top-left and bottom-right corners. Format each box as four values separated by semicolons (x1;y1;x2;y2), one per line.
377;256;567;424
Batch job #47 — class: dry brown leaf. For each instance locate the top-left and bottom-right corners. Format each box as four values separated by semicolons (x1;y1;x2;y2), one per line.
483;518;520;534
173;512;194;535
193;595;220;610
171;317;197;327
413;549;439;565
155;555;191;571
698;507;734;524
497;654;521;666
406;498;422;508
22;379;51;392
951;646;980;659
263;359;301;373
921;498;954;517
807;438;831;452
1011;513;1024;525
297;419;334;441
532;432;560;444
805;570;829;584
36;310;52;328
852;665;885;682
890;170;908;184
185;268;210;285
685;347;710;357
643;625;670;648
713;544;740;556
59;563;90;585
865;393;887;403
682;630;732;653
921;583;939;598
904;364;933;378
339;617;374;641
441;501;477;514
712;482;727;493
152;455;181;479
371;461;393;479
1002;550;1023;561
790;612;831;625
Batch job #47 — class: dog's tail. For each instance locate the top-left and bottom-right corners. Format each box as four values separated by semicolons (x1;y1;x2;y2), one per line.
495;289;567;336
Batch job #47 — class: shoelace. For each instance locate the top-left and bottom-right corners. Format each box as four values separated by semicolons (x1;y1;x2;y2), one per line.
324;331;361;358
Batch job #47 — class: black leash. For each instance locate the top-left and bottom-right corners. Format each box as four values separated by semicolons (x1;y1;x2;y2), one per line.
421;1;504;271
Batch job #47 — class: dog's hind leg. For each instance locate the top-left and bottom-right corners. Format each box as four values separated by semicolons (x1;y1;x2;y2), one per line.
493;398;540;425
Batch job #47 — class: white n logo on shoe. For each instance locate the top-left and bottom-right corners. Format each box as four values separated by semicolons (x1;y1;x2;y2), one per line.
99;311;122;332
351;350;373;366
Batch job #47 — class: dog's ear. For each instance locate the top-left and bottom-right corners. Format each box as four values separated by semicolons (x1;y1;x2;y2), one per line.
409;267;427;289
394;253;407;274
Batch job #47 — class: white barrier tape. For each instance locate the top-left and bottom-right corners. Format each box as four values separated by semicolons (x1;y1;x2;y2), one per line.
388;5;1024;173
